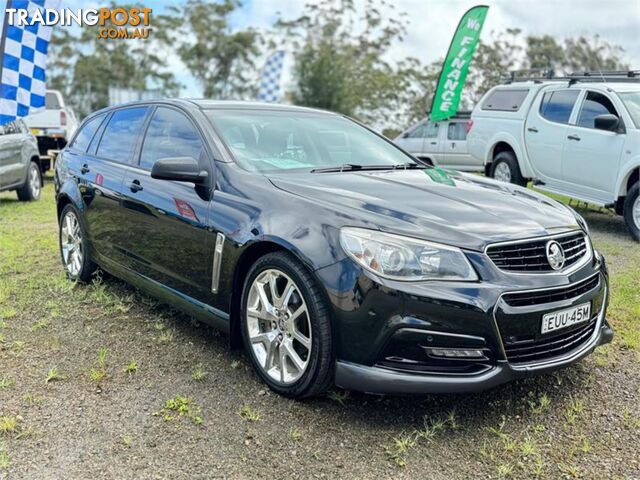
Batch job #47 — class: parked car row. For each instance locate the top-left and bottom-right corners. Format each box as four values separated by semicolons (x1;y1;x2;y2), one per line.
0;90;77;201
394;71;640;241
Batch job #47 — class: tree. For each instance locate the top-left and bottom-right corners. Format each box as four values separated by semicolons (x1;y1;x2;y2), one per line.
277;0;422;127
165;0;260;99
46;2;179;117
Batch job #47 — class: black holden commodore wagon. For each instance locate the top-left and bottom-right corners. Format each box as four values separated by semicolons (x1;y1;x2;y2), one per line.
54;100;613;398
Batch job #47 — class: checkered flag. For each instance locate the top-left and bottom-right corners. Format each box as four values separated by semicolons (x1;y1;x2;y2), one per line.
0;0;60;126
257;50;285;103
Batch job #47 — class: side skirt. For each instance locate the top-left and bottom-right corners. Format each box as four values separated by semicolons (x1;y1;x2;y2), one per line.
95;253;231;334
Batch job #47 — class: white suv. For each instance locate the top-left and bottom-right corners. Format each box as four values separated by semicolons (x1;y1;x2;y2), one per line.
468;72;640;241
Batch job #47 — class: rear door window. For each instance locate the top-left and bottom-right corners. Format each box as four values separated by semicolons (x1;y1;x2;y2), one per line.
539;89;580;124
481;89;529;111
447;122;467;141
577;91;619;128
97;107;148;163
70;114;105;152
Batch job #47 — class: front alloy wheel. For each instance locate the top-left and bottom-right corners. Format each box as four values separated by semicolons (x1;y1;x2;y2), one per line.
241;252;334;398
246;269;312;384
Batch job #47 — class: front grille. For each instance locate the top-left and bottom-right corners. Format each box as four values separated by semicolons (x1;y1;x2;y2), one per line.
502;275;600;307
487;231;588;273
503;318;597;364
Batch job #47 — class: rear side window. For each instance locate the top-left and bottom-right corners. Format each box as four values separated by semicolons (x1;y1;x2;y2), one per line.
481;89;529;111
539;90;580;124
447;122;467;141
139;107;203;170
70;114;105;152
577;91;619;128
97;107;148;163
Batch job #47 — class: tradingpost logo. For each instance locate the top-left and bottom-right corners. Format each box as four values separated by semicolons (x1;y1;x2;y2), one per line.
5;7;153;40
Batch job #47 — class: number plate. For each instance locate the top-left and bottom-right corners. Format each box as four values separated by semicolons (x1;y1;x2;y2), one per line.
541;303;591;334
30;128;43;136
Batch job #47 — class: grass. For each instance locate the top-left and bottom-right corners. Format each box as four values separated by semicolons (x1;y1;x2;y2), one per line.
238;405;261;422
191;365;207;381
155;396;203;426
1;175;639;477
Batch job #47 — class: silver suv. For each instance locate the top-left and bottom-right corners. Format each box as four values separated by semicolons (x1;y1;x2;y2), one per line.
394;112;482;171
0;119;42;201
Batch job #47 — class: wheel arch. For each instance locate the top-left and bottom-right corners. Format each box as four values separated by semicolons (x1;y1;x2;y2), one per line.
617;165;640;198
228;239;323;350
484;133;531;178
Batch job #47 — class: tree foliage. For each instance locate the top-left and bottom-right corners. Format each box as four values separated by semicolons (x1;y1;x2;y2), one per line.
48;2;179;117
164;0;260;99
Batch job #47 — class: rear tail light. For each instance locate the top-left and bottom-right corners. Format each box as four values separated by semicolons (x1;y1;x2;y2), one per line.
60;111;67;126
466;119;473;133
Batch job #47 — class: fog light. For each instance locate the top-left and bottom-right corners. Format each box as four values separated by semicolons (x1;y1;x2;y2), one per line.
426;348;486;359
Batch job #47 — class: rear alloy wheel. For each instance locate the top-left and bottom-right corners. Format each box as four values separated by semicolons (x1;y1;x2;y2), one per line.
491;151;527;187
59;205;96;281
16;162;41;201
241;252;333;398
623;182;640;242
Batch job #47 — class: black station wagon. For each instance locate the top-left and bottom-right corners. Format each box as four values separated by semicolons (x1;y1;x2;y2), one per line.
54;100;613;398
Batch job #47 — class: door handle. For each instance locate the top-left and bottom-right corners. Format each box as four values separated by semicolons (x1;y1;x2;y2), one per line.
430;141;437;145
527;127;539;133
80;164;90;174
451;142;456;148
567;134;581;141
128;179;143;192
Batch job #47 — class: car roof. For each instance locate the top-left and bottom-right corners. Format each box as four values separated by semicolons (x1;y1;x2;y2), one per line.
88;99;339;117
496;81;640;93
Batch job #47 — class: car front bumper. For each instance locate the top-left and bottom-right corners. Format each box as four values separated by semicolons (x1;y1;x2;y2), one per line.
316;249;612;395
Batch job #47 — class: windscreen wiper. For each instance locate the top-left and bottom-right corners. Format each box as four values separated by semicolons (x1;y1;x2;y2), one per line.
311;163;425;173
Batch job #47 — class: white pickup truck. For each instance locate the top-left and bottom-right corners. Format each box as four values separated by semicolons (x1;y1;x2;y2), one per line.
468;72;640;241
23;89;78;171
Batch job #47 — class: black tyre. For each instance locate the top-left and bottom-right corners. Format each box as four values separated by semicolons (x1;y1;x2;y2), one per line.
623;182;640;242
240;251;334;398
16;161;42;201
58;204;97;282
491;151;527;187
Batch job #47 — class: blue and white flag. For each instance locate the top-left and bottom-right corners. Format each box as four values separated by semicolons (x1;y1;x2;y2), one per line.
0;0;59;126
257;50;285;103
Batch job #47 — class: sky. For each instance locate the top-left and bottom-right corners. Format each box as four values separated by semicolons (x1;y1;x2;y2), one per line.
62;0;640;96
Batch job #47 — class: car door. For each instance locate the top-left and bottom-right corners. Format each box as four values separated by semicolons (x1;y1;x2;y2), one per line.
423;120;443;163
524;88;581;184
119;106;214;304
0;121;27;187
397;122;427;155
80;107;149;265
442;121;472;169
562;90;627;200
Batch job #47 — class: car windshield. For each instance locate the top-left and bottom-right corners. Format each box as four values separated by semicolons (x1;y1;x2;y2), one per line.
205;109;416;173
619;92;640;128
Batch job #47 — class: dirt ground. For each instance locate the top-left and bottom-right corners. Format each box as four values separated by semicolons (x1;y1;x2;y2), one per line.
1;180;639;479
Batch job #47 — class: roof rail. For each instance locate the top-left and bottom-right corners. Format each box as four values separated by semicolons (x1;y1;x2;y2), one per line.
503;70;640;85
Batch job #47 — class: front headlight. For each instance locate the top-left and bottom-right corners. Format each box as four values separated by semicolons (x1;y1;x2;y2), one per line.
339;227;478;282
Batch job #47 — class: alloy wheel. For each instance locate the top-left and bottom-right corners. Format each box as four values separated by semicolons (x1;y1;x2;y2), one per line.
246;269;312;384
61;211;83;277
29;165;41;198
634;195;640;230
494;162;512;183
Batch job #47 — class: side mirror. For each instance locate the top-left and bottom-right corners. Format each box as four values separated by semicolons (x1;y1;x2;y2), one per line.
402;132;410;139
151;157;208;184
594;114;620;132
